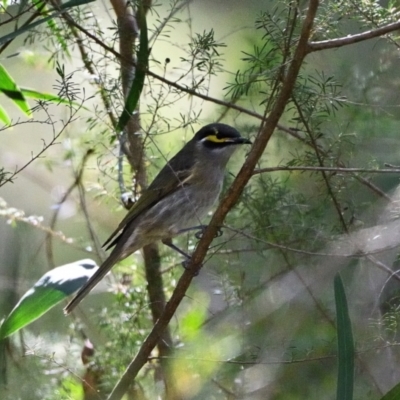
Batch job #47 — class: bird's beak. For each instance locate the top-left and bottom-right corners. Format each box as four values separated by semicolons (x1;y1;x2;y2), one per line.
234;137;252;145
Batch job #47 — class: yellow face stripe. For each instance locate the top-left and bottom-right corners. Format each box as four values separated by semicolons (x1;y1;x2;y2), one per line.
204;134;231;143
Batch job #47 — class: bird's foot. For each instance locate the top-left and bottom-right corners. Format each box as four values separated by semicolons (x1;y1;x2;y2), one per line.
181;258;200;276
177;225;223;239
162;238;199;274
195;226;223;240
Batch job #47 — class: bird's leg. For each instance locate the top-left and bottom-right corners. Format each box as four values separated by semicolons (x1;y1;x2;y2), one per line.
161;238;199;273
162;238;191;259
194;225;223;239
177;225;223;239
178;225;207;234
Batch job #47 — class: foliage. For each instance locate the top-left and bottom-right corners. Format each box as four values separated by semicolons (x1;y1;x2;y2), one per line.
0;260;97;339
1;0;400;399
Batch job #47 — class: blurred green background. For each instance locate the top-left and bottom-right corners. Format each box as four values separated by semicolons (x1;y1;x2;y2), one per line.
2;0;400;399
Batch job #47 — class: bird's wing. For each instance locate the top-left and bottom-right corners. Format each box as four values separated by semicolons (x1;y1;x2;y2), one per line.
103;147;195;249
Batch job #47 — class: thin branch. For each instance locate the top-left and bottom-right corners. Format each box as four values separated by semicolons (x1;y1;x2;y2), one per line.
0;200;87;252
0;104;81;187
148;342;400;365
58;8;118;129
355;175;391;201
348;0;400;51
308;20;400;52
211;379;237;399
367;255;400;282
0;2;46;54
45;149;95;268
253;166;400;175
293;96;349;232
148;0;191;44
77;177;105;263
220;225;400;261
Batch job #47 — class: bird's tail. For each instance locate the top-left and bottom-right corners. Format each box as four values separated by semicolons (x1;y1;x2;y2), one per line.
64;250;121;315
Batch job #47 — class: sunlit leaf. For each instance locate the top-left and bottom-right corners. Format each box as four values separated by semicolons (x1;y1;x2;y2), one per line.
0;259;98;339
335;273;354;400
0;63;30;116
0;103;10;125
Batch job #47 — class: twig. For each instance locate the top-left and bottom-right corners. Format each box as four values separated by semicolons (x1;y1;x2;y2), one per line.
308;20;400;52
292;97;348;232
354;175;391;201
45;150;95;268
220;225;400;260
148;342;400;365
211;379;237;398
148;0;191;44
0;2;46;54
77;176;105;263
57;6;118;129
0;104;81;187
253;166;400;175
0;199;87;252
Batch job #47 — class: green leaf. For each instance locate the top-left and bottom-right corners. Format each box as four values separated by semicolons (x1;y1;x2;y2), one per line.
115;3;149;132
380;382;400;400
0;259;98;339
0;103;11;125
334;273;355;400
0;63;30;116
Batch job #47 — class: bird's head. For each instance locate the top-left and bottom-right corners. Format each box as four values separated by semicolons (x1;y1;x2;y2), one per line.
194;123;251;147
192;123;251;164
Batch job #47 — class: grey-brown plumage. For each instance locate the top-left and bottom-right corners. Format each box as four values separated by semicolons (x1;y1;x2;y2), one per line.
64;123;251;314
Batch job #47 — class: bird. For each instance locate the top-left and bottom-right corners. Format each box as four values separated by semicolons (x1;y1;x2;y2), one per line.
64;123;251;314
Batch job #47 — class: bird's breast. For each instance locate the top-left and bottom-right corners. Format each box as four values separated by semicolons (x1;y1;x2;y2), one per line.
135;169;224;239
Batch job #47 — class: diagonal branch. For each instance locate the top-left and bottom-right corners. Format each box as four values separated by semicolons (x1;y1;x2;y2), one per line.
253;166;400;175
308;20;400;52
292;97;348;232
107;1;320;399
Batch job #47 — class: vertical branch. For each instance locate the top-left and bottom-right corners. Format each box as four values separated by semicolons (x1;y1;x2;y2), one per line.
109;0;177;397
110;0;145;185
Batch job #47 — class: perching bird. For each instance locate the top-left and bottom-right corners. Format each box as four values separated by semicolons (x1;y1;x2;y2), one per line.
64;123;251;314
